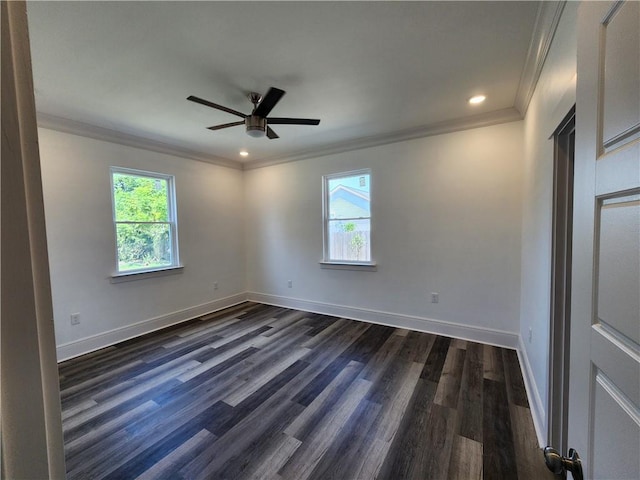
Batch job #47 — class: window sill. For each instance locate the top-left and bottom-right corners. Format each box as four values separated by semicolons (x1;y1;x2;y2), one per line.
110;265;184;283
319;261;377;272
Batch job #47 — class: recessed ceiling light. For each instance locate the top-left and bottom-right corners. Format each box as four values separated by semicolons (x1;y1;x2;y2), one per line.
469;95;486;105
239;150;249;157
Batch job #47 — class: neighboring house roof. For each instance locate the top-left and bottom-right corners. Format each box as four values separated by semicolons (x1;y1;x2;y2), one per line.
329;185;370;219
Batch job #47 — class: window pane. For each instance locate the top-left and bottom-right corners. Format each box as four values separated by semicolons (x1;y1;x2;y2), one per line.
116;222;172;271
328;218;371;262
328;173;370;219
113;173;169;222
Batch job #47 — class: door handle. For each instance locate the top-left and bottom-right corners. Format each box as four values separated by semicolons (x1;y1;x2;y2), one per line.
544;446;584;480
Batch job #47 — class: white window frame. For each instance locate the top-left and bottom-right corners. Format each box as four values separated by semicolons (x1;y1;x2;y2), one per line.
321;169;376;270
110;166;181;280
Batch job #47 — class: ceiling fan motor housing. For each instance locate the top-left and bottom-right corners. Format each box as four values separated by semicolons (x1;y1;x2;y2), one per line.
188;87;318;139
245;115;267;137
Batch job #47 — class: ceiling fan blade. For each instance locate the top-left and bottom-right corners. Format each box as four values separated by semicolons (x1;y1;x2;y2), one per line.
207;120;245;131
253;87;285;117
187;95;247;118
268;117;320;125
266;127;279;139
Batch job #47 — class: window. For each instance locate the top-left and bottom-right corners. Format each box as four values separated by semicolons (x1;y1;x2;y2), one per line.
110;167;179;275
323;169;372;264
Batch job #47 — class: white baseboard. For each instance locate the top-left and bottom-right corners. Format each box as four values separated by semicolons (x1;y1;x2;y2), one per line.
517;335;548;447
56;293;248;362
247;292;520;350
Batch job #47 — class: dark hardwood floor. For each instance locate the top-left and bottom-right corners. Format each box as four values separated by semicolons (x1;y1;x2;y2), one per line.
58;302;554;479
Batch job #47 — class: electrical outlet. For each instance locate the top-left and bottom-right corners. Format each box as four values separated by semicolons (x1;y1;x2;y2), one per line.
213;282;219;291
431;292;439;304
287;280;293;288
70;313;80;325
528;327;533;343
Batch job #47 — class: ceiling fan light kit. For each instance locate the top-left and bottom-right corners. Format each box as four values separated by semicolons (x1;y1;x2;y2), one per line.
187;87;320;140
245;115;267;137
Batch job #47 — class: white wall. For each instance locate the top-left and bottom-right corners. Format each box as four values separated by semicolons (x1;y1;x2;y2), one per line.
519;2;578;441
38;120;525;359
245;121;524;343
38;128;246;360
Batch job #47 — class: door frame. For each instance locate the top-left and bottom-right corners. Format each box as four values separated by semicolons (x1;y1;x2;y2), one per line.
548;106;576;453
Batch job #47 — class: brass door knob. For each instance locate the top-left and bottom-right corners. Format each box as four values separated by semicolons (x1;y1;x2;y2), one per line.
544;446;584;480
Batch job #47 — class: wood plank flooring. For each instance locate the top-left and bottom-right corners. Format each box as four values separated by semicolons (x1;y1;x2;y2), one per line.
58;302;554;480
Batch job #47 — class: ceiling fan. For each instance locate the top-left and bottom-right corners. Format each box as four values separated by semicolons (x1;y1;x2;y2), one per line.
187;87;320;139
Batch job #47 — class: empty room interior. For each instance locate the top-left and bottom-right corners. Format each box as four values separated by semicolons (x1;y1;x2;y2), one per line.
3;1;639;479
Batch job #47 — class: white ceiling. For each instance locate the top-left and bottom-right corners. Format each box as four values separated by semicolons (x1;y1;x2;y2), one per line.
26;1;542;168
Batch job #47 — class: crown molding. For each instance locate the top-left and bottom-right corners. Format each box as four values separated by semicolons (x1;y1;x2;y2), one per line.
36;112;243;170
244;107;522;170
514;0;567;116
38;107;523;172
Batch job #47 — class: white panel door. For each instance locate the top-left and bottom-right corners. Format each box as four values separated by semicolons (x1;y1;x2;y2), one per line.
569;1;640;479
